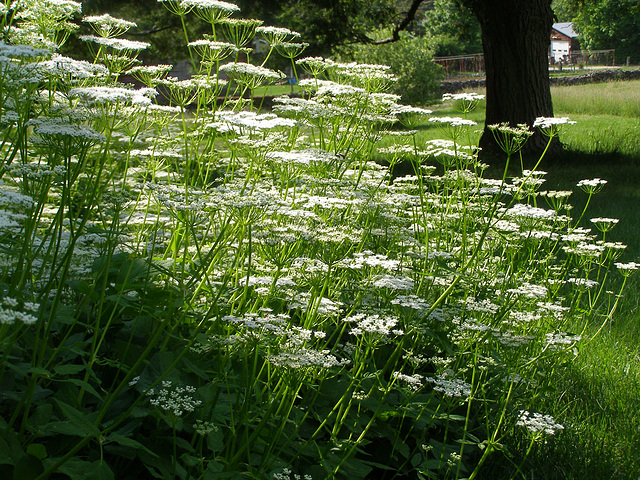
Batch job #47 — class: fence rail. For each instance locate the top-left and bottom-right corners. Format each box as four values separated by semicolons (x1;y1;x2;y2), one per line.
434;49;617;78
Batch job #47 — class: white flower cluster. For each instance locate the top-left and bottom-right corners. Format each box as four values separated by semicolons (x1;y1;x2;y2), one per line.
211;111;297;133
147;380;202;416
272;468;312;480
533;116;576;129
576;178;607;194
0;297;39;325
69;86;157;106
391;295;432;314
429;116;477;127
590;217;619;232
370;274;414;291
31;121;105;143
180;0;240;12
425;371;472;398
339;250;401;271
266;149;339;166
79;35;150;51
266;346;349;370
0;42;50;59
219;62;283;82
505;203;557;221
344;313;403;336
516;410;564;435
315;82;367;98
193;419;219;435
257;26;300;41
0;185;35;208
39;55;108;80
83;13;137;37
442;92;485;102
615;261;640;274
392;371;424;391
506;282;548;299
566;277;599;289
462;296;500;314
544;331;581;350
537;302;570;320
562;242;605;258
295;59;335;82
288;293;341;316
222;312;289;334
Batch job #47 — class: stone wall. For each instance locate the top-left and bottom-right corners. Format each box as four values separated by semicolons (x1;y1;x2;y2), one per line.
439;69;640;94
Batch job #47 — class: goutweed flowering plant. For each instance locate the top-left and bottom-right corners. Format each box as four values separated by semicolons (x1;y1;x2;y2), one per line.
0;2;636;480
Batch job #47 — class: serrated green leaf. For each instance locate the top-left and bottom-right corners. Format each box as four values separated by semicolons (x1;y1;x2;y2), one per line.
58;378;103;401
54;364;85;376
107;433;158;458
28;367;51;378
52;399;100;437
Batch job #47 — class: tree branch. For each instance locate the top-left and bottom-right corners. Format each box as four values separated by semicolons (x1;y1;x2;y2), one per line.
373;0;430;44
128;22;178;37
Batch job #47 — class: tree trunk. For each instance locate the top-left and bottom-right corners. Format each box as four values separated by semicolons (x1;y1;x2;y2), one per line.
462;0;556;159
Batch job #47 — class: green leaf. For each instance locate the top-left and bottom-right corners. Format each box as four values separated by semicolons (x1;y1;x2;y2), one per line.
54;364;85;376
13;454;43;480
0;438;17;466
25;444;47;461
54;458;114;480
107;433;158;458
117;258;151;285
136;351;177;392
28;367;51;378
50;399;100;437
58;378;103;401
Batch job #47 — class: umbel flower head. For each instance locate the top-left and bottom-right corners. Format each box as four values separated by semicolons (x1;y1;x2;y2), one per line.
257;26;301;45
28;119;105;157
79;35;150;53
82;14;137;38
533;116;576;137
488;122;533;155
577;177;607;194
180;0;240;23
442;92;485;114
219;62;283;89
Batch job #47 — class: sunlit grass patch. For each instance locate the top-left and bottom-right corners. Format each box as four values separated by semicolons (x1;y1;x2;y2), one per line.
551;80;640;117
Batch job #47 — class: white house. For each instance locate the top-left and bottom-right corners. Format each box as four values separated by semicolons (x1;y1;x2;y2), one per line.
550;22;580;63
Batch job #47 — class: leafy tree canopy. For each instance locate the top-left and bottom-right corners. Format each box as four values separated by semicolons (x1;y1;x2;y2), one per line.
420;0;481;56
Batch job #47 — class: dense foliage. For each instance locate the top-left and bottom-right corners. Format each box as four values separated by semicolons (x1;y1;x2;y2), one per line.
420;0;481;57
0;1;636;480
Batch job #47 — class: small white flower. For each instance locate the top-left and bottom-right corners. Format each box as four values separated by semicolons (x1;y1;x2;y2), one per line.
429;116;477;127
517;410;564;435
79;35;150;51
577;178;607;194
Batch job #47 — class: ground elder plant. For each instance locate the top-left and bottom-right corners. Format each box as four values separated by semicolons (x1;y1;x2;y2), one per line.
0;2;636;480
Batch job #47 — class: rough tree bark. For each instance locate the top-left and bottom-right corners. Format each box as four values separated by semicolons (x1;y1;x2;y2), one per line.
461;0;556;157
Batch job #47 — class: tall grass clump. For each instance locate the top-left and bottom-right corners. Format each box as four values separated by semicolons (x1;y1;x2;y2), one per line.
0;2;637;480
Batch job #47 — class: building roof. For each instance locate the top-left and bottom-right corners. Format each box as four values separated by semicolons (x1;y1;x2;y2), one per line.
552;22;578;38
